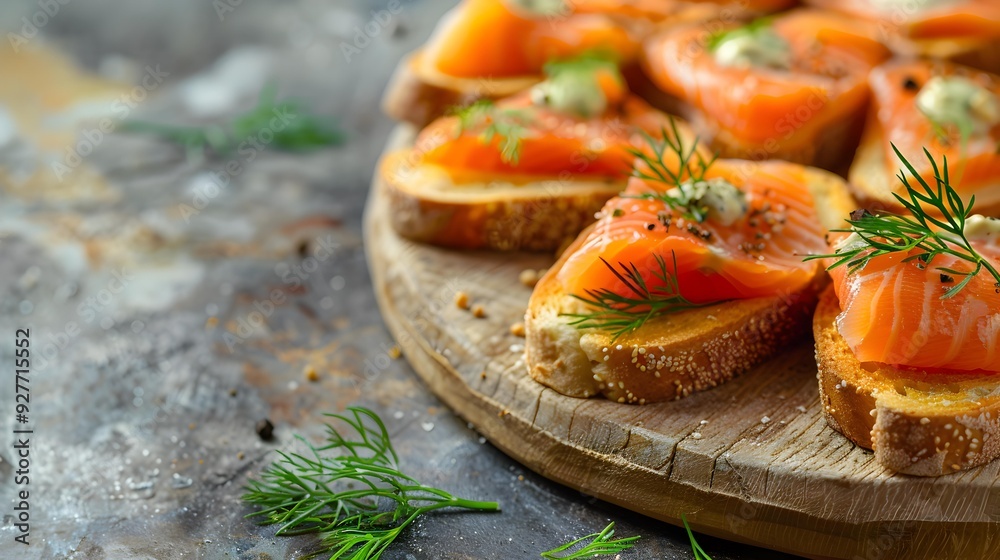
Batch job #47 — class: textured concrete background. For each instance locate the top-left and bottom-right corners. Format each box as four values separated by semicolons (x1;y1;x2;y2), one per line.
0;1;796;558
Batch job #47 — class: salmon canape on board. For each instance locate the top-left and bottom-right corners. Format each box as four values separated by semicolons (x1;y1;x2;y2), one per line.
379;57;701;251
642;9;890;171
806;0;1000;74
525;127;856;403
851;59;1000;217
812;146;1000;475
382;0;653;126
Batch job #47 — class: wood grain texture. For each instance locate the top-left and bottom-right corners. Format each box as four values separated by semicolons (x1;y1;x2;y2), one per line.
365;125;1000;560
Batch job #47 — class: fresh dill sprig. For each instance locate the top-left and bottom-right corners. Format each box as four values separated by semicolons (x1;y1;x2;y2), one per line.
242;407;499;559
706;16;775;52
542;51;619;80
120;84;343;158
805;145;1000;298
624;119;718;223
540;522;640;559
452;99;533;164
562;251;707;340
682;515;713;560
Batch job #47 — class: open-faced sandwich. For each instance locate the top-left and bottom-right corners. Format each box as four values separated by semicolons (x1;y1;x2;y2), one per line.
806;0;1000;75
382;0;799;127
379;57;700;251
525;124;856;402
851;58;1000;216
813;147;1000;476
642;9;890;170
382;0;648;126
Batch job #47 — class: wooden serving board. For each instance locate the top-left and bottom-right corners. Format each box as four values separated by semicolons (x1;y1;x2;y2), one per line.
364;126;1000;560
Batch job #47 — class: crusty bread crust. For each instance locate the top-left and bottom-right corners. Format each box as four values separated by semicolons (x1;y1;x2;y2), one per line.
379;150;621;251
525;164;856;403
849;108;1000;217
814;286;1000;476
900;36;1000;76
381;52;539;128
526;260;826;402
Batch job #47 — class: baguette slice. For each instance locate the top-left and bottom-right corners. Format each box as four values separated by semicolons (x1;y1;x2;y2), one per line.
379;149;621;251
525;164;856;403
640;10;888;173
382;52;539;128
849;111;1000;218
848;60;1000;217
813;286;1000;476
903;37;1000;76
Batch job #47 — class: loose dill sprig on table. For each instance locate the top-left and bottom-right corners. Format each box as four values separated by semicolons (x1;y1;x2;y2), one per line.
120;84;344;158
452;99;533;164
623;119;718;223
540;522;640;559
682;515;714;560
562;251;706;340
242;407;499;560
805;145;1000;298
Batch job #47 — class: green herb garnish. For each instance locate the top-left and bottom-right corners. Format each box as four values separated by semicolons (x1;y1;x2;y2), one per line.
242;407;499;559
120;84;343;158
452;100;533;164
540;522;640;559
683;515;713;560
542;51;619;80
805;145;1000;298
563;251;707;340
706;17;775;52
624;119;719;223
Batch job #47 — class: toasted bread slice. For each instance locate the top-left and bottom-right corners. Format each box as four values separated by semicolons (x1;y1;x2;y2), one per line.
849;111;1000;217
813;286;1000;476
525;165;856;403
382;52;539;128
907;37;1000;76
379;150;620;251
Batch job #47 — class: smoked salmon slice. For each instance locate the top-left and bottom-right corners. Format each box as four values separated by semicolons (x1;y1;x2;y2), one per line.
827;235;1000;372
642;9;890;168
854;59;1000;214
421;0;643;79
557;140;830;310
413;58;697;182
823;148;1000;373
420;0;800;81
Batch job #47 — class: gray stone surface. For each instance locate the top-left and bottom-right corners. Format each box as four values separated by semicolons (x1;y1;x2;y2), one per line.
0;1;798;558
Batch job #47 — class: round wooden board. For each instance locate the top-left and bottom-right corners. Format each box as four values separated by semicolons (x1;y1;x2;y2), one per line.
364;125;1000;560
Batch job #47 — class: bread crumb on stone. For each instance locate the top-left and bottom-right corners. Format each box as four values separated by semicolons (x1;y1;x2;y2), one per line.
509;322;526;337
518;269;539;287
455;291;470;310
472;304;487;318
